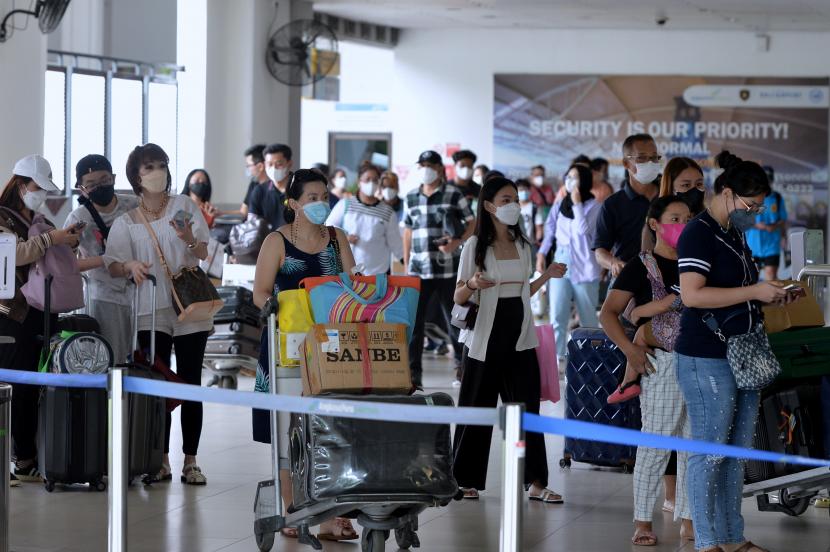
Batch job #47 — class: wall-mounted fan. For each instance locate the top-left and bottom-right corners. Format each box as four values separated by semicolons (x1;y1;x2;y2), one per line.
0;0;71;43
265;19;339;87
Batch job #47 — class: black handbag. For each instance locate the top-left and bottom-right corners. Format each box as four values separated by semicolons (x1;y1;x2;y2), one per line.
229;214;268;264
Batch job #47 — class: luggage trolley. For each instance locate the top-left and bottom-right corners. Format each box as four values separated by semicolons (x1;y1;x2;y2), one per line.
741;263;830;517
253;299;460;552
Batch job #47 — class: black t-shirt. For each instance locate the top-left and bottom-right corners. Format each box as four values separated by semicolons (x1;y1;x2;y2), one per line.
248;183;286;230
243;180;260;206
675;211;760;359
449;179;481;203
612;252;679;326
592;180;654;263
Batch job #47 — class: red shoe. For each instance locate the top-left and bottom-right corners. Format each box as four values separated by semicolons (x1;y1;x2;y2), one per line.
607;380;641;404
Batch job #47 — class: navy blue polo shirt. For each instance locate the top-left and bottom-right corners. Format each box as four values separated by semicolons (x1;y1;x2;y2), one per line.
248;182;286;230
675;211;761;359
592;180;654;263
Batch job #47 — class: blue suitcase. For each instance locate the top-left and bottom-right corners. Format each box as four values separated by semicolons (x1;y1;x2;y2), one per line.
562;327;641;471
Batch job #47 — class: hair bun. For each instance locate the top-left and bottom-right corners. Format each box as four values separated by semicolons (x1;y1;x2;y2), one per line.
715;150;742;171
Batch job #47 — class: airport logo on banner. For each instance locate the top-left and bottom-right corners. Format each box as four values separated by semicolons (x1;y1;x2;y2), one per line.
684;85;829;108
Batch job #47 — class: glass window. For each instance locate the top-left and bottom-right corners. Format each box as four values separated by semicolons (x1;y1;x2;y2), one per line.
43;70;66;190
111;78;143;190
70;73;105;187
147;82;178;191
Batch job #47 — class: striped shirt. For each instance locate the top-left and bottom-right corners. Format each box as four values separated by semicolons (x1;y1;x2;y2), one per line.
326;197;403;276
401;183;475;279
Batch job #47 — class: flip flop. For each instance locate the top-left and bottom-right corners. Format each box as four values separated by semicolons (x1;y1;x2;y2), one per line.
631;529;658;546
529;489;563;504
460;487;480;500
317;518;359;542
607;380;641;404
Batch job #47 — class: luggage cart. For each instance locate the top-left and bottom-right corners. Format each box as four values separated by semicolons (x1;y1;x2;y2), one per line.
252;299;459;552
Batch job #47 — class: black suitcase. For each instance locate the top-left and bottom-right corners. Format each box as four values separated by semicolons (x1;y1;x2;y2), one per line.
216;285;254;305
289;393;458;510
214;303;260;327
563;327;641;470
205;336;259;357
213;321;262;342
745;384;826;484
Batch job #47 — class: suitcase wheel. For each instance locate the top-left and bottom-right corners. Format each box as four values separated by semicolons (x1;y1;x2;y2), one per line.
44;480;56;493
779;488;810;516
395;524;419;550
361;529;388;552
92;479;107;492
255;530;275;552
621;463;633;474
559;458;571;469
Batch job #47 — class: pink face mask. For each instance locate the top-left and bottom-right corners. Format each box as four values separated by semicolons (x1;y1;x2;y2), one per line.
659;223;686;249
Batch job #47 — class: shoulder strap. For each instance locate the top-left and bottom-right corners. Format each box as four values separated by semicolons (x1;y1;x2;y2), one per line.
79;196;110;240
639;251;663;283
327;226;344;273
135;208;186;314
0;206;30;229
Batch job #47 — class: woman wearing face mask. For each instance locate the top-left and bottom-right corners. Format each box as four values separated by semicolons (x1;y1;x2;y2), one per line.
252;168;357;541
325;164;403;276
676;151;786;552
105;143;212;486
379;170;403;222
452;176;567;503
329;168;350;200
536;164;602;366
599;196;694;547
0;154;81;485
182;168;218;228
472;164;489;187
65;154;139;364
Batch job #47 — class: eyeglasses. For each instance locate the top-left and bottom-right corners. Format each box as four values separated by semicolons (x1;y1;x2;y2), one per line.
80;175;115;192
625;154;663;164
245;163;259;169
736;195;765;214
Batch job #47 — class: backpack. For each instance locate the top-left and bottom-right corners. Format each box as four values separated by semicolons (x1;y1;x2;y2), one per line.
17;213;84;313
229;213;268;265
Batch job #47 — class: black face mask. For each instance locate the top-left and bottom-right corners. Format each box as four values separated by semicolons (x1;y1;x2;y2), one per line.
189;182;209;201
88;185;115;206
676;187;705;214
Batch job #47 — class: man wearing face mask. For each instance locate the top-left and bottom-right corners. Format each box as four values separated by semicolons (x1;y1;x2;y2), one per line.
402;150;475;387
64;154;139;364
594;134;661;279
238;144;269;218
529;165;556;220
248;143;292;230
449;150;481;204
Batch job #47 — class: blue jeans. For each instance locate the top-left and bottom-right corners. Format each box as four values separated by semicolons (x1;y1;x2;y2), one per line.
548;246;599;357
675;354;760;550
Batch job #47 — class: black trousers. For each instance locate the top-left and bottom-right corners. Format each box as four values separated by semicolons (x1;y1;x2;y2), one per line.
138;330;209;456
0;308;55;461
408;277;462;384
452;298;548;490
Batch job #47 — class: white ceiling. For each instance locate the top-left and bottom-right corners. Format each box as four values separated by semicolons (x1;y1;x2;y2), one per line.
314;0;830;32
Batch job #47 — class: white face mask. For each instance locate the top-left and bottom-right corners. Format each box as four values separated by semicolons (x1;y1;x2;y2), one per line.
456;165;473;181
633;161;661;184
532;175;544;187
266;166;288;183
565;176;579;193
359;180;378;197
382;187;397;201
418;166;438;186
22;189;47;212
493;202;521;226
472;173;483;185
141;169;168;193
333;175;347;189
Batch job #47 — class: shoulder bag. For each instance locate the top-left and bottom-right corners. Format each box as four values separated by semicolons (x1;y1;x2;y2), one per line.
136;209;224;323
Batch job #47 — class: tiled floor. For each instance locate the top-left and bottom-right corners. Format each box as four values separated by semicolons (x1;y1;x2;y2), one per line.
8;355;830;551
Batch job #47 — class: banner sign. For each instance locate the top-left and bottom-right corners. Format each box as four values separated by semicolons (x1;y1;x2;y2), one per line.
494;75;829;230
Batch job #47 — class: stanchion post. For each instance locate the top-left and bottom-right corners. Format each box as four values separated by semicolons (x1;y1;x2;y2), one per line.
108;368;127;552
0;383;11;552
499;403;525;552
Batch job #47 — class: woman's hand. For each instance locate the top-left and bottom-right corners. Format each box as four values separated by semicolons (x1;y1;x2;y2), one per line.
623;342;655;376
169;219;196;246
205;203;220;217
468;271;496;290
347;234;359;245
570;185;582;204
753;281;787;304
544;262;567;280
124;260;152;284
49;227;80;248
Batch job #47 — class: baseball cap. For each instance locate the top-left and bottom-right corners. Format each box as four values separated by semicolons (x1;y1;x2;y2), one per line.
13;154;59;193
75;154;113;186
417;150;442;166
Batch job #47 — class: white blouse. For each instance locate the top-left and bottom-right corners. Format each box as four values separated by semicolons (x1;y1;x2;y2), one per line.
104;195;212;336
456;236;538;362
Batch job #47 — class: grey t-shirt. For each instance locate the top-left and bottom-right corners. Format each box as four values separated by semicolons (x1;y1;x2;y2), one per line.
64;193;139;306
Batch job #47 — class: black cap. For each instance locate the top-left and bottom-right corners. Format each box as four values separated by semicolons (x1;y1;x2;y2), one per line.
75;154;113;186
417;150;442;165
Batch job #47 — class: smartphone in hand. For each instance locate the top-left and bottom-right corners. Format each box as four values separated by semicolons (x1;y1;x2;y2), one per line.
782;283;807;298
172;209;193;229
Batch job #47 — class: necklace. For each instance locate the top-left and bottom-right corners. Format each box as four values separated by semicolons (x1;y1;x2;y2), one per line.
290;222;326;246
140;194;169;219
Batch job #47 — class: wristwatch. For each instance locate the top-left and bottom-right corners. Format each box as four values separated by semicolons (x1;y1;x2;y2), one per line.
187;240;197;249
670;295;683;310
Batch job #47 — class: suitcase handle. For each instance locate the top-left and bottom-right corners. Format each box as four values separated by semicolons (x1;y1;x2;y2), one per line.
792;405;817;448
130;275;158;362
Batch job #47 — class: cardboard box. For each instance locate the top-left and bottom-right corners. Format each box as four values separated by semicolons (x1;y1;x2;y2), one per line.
763;280;825;334
301;323;412;396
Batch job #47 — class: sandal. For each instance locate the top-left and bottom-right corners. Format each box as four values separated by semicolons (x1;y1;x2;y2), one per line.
734;542;769;552
529;489;563;504
280;527;298;538
317;517;359;541
661;500;675;513
460;487;480;499
149;463;172;483
607;380;641;404
814;496;830;508
181;463;207;485
631;529;657;546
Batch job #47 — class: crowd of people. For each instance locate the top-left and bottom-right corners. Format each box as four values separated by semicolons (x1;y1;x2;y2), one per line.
0;130;798;551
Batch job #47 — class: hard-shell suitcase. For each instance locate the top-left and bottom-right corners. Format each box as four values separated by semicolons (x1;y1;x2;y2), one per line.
216;285;254;306
205;336;260;358
38;275;110;491
745;384;826;484
125;276;166;484
768;327;830;380
289;393;459;511
214;302;260;327
56;313;101;333
562;327;641;470
213;320;262;342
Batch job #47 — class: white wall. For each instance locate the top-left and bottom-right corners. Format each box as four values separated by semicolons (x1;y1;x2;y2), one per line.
108;0;176;62
391;29;830;191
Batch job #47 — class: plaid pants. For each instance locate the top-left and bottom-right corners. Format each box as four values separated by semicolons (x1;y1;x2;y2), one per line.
633;349;691;522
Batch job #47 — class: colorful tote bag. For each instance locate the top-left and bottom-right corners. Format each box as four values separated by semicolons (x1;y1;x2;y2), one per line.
301;273;420;341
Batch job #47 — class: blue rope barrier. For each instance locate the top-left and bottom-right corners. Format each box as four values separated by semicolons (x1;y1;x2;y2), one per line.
0;368;107;389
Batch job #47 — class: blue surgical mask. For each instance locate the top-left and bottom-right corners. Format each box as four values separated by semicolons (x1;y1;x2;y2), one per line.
302;201;331;225
518;190;530;202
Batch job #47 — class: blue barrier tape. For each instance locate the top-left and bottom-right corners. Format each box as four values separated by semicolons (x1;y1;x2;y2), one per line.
524;413;830;468
123;376;499;427
0;368;107;389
